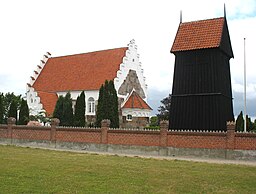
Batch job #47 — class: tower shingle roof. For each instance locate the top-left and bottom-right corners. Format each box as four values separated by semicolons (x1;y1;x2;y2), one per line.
171;17;225;52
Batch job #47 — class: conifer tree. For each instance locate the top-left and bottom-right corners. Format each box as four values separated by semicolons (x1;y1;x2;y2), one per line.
103;80;109;120
96;80;119;128
235;111;244;131
18;99;29;125
74;91;85;127
8;100;17;122
96;85;104;127
53;95;65;125
108;80;119;128
62;92;74;126
0;93;3;124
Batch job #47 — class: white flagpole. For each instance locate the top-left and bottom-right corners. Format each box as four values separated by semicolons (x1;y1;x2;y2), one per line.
244;38;247;132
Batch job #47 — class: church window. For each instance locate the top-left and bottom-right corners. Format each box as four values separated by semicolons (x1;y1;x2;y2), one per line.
127;114;132;121
132;59;135;62
31;98;33;103
88;97;95;113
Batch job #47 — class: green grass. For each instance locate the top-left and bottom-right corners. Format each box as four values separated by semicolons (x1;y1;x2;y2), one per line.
0;145;256;194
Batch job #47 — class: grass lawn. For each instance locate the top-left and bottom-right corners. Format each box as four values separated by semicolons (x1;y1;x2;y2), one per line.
0;145;256;194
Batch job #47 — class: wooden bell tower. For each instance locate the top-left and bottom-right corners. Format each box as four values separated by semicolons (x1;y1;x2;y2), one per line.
169;16;234;130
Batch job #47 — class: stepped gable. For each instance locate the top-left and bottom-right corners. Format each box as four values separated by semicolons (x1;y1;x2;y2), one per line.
122;91;152;110
33;47;128;92
171;17;233;58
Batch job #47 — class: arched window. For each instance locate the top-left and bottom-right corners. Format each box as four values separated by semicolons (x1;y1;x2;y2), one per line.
88;97;95;113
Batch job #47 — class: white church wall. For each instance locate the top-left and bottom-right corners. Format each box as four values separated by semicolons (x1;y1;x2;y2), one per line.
57;90;99;116
122;108;151;118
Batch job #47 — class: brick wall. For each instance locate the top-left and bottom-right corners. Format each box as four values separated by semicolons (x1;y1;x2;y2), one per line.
167;132;227;149
1;118;256;151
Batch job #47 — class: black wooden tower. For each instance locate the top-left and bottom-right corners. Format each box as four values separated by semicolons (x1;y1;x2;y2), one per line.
169;16;234;130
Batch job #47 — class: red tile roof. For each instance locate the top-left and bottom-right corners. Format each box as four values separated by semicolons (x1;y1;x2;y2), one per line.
33;47;128;92
171;17;225;52
32;47;127;115
122;91;152;110
37;91;58;116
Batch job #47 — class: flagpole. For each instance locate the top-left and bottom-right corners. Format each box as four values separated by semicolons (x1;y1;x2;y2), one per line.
244;38;247;132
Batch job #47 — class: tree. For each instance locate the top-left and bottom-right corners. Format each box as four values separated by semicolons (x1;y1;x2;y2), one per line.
96;85;104;127
53;93;74;126
157;94;171;121
235;111;244;131
235;111;255;132
18;99;29;125
108;80;119;128
0;93;3;124
96;80;119;128
150;116;159;127
53;95;65;125
8;100;17;122
62;92;74;126
74;91;85;127
2;92;21;122
252;120;256;132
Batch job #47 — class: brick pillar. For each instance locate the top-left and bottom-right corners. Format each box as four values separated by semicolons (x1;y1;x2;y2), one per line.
7;117;16;139
226;121;236;149
101;119;110;144
160;120;169;147
50;118;60;142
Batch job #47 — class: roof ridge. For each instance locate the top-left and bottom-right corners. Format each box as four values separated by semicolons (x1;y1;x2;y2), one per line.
51;47;128;59
180;17;224;25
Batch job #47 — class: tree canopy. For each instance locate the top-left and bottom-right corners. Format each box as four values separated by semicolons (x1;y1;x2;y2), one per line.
235;111;256;132
74;91;85;127
0;92;22;123
157;94;171;122
53;93;74;126
18;99;29;125
96;80;119;128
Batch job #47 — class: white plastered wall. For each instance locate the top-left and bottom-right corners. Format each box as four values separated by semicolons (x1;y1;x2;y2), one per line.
57;90;99;116
122;108;151;118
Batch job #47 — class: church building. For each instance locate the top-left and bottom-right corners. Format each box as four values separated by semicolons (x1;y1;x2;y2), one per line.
26;40;152;128
170;16;234;130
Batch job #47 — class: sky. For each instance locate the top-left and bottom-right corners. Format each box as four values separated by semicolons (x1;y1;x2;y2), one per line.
0;0;255;118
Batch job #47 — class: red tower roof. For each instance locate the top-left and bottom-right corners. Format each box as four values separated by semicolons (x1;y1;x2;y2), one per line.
171;17;225;52
122;91;152;110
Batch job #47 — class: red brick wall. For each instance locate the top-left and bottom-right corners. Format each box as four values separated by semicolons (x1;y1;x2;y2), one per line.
12;126;51;140
1;121;256;151
167;132;227;149
235;133;256;150
56;128;101;143
108;130;160;146
0;125;8;138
